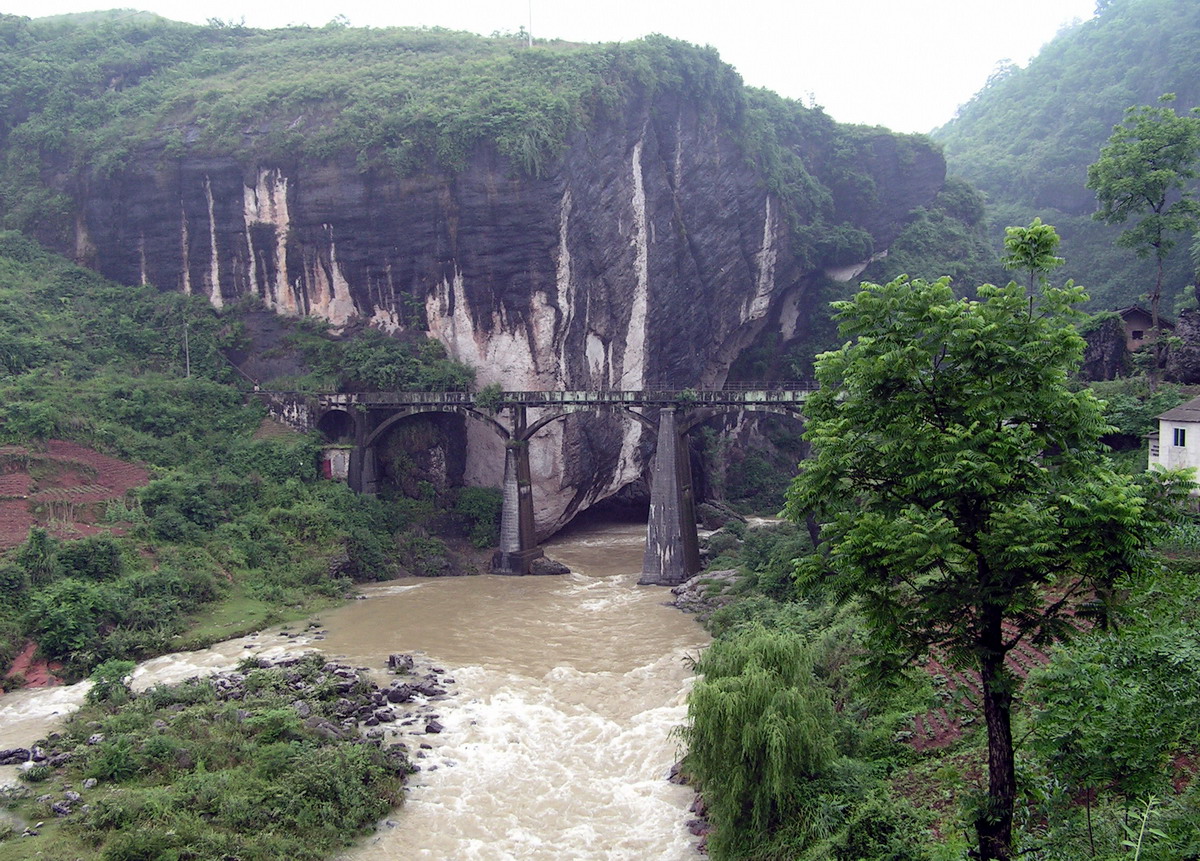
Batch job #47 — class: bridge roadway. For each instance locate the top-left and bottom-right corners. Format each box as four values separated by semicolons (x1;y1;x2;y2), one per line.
259;384;815;586
314;385;814;410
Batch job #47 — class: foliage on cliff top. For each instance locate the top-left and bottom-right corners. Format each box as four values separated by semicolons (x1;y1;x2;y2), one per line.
0;14;936;269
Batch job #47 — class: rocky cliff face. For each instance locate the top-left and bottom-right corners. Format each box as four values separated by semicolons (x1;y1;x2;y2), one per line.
1167;309;1200;384
58;89;943;535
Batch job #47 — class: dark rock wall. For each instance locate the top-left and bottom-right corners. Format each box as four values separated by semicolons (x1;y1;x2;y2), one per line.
58;88;944;533
1080;316;1128;381
1167;309;1200;384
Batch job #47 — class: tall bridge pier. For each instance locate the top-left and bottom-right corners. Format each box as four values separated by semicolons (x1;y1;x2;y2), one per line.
259;387;809;586
640;407;700;585
493;409;543;575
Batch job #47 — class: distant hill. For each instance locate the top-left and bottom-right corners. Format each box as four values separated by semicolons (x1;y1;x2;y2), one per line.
932;0;1200;311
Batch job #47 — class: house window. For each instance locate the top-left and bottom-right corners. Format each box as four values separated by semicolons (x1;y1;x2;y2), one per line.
1131;329;1144;340
1174;427;1187;447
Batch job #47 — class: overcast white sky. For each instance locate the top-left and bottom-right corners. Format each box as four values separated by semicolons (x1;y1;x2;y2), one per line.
5;0;1099;133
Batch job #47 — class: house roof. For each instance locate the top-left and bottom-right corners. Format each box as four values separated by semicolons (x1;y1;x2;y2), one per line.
1117;305;1176;329
1157;395;1200;422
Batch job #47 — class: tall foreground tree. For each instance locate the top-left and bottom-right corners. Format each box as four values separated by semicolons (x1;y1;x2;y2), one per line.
786;274;1179;861
1087;95;1200;368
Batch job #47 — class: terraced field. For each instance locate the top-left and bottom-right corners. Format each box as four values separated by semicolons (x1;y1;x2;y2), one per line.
0;441;150;550
909;634;1053;751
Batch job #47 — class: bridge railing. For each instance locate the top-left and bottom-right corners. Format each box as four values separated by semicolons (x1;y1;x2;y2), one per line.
257;383;819;411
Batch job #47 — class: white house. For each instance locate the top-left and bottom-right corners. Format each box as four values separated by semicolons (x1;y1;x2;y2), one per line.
1148;395;1200;474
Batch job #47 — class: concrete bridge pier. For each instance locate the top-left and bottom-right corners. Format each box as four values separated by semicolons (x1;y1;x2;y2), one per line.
640;407;701;586
347;430;379;495
492;408;544;575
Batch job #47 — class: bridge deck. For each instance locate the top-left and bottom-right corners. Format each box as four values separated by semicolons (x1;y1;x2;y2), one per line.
286;385;816;410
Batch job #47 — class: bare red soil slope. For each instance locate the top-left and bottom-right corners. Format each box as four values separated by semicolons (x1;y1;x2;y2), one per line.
0;440;149;551
1;441;150;689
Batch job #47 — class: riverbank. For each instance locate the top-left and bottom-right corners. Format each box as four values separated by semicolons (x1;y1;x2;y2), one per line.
1;521;709;860
0;648;425;858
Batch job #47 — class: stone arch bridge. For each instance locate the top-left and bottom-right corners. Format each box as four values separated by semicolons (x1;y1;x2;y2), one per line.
257;387;813;586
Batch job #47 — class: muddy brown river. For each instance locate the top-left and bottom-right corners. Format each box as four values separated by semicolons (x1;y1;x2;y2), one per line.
0;520;709;860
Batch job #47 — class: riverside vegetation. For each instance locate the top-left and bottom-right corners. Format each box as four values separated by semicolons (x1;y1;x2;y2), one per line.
0;654;416;859
677;235;1200;859
0;229;499;684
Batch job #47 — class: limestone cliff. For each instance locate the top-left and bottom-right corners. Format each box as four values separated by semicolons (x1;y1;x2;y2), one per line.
5;23;944;533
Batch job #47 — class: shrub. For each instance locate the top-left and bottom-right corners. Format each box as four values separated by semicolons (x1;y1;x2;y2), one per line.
454;486;502;548
25;577;115;664
86;659;136;706
58;535;125;581
681;625;837;859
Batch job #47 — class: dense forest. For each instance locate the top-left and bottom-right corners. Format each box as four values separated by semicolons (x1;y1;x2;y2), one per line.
932;0;1200;312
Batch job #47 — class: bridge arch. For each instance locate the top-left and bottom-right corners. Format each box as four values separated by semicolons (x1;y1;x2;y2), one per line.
358;406;511;449
316;408;356;444
678;403;804;436
519;404;657;442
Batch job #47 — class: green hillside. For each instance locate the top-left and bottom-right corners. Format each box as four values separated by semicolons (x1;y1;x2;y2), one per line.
933;0;1200;311
0;230;478;680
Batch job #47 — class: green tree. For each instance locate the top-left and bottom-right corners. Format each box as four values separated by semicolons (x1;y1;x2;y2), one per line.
785;273;1181;861
680;625;836;859
1087;95;1200;367
1001;217;1065;300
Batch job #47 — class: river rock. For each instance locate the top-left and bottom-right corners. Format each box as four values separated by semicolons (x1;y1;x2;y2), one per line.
696;502;746;530
304;716;345;740
529;557;571;576
414;680;445;697
388;654;415;673
425;720;444;734
671;569;741;616
0;748;30;765
386;684;414;703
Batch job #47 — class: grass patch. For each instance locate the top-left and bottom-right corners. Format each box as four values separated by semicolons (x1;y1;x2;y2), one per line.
0;655;413;860
169;583;342;651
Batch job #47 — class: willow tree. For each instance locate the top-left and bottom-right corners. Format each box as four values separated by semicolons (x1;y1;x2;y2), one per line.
681;625;836;859
786;274;1176;861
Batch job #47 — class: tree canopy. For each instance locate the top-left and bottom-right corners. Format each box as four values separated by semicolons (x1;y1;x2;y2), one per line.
786;271;1184;860
934;0;1200;311
1088;94;1200;335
